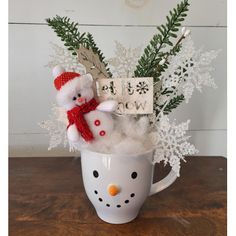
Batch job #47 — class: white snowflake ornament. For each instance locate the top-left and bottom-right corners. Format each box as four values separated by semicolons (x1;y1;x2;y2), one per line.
161;37;219;103
46;43;86;74
152;114;198;176
39;104;68;150
107;41;142;77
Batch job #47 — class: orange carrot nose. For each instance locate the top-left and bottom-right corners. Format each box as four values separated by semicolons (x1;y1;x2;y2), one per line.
108;184;120;196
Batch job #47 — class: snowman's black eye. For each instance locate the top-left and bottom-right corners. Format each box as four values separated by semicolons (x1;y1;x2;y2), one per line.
131;172;137;179
77;93;81;97
93;170;99;178
72;96;77;101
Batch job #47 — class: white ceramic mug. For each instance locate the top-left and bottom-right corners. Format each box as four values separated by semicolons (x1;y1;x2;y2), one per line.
81;149;177;224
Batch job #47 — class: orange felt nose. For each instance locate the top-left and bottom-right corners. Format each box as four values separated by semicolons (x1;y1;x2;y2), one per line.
77;97;85;103
108;184;120;196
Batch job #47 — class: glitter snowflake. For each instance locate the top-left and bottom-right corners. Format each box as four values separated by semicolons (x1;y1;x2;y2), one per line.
136;81;149;94
107;41;142;77
160;37;219;103
152;114;198;176
39;104;68;150
46;42;86;74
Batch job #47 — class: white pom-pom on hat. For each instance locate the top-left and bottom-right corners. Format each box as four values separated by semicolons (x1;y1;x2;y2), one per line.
52;65;65;78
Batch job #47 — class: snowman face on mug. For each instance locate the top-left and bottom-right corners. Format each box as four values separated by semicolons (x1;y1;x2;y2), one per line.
91;169;139;208
56;74;94;110
82;153;153;212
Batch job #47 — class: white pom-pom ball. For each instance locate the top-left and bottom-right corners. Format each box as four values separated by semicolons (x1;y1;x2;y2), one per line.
181;27;191;38
52;65;65;78
159;58;166;65
184;29;191;37
181;27;186;35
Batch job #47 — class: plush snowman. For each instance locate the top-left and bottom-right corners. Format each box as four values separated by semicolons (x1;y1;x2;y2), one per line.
53;65;118;143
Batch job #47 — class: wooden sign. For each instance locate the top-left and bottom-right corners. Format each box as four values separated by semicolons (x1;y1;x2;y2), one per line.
96;77;153;114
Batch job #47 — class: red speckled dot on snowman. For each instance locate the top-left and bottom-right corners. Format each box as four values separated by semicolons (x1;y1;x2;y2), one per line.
99;130;106;136
94;119;101;126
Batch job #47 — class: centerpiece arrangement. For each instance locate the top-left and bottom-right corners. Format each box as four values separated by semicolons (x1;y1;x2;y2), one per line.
40;0;219;224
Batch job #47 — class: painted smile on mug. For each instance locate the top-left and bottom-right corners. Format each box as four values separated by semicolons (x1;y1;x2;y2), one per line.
92;169;138;208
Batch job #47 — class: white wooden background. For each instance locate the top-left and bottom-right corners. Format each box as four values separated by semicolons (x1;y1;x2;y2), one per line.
9;0;227;157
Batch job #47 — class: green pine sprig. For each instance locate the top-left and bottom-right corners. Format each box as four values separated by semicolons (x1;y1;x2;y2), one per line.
162;94;185;115
46;16;86;56
134;0;189;82
46;16;112;76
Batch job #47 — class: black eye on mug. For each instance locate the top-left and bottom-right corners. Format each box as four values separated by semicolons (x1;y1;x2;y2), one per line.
72;96;77;101
131;172;137;179
93;170;99;178
78;93;81;97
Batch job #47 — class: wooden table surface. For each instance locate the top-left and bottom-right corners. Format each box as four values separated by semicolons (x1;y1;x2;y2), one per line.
9;156;226;236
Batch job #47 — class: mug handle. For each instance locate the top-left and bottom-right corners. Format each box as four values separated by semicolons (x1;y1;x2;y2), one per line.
149;168;177;196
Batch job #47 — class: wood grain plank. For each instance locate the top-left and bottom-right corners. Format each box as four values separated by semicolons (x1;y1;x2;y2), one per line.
9;0;227;27
9;156;227;236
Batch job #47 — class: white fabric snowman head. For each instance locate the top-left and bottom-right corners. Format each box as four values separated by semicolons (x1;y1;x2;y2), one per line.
53;65;94;111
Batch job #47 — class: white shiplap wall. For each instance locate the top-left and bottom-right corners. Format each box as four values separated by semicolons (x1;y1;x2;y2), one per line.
9;0;227;157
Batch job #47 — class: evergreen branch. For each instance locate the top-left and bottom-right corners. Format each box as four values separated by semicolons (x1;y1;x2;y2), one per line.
134;0;189;82
156;34;185;73
163;94;185;115
46;16;86;56
46;16;112;77
154;32;191;114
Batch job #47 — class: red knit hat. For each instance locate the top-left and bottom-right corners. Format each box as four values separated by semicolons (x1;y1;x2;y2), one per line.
54;71;81;91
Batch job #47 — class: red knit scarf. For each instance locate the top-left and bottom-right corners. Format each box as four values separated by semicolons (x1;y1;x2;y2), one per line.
67;98;99;142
